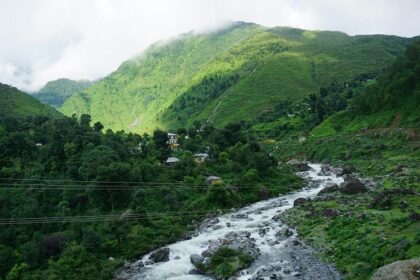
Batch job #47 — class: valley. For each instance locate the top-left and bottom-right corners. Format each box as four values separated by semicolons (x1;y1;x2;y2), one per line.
0;21;419;280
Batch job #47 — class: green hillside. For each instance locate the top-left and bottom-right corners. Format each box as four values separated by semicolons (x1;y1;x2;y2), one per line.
61;22;410;133
270;40;420;280
34;78;92;108
0;83;62;118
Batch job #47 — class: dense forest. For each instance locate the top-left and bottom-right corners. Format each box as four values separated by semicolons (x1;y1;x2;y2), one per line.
0;112;300;280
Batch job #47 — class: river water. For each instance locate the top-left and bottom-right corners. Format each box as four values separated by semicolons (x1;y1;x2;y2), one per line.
124;164;344;280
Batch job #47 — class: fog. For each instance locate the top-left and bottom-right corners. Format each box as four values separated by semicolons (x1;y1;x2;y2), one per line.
0;0;419;92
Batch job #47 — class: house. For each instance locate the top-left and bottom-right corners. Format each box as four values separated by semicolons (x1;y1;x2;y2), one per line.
165;157;179;166
167;132;179;150
194;153;209;163
206;176;222;185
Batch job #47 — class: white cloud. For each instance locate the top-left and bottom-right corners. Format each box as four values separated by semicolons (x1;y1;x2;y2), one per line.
0;0;419;92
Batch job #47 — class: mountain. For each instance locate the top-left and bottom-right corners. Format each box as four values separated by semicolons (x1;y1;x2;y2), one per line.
34;78;92;108
61;22;410;133
0;83;61;118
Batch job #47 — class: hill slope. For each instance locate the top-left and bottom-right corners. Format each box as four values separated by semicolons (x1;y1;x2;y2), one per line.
0;83;61;118
61;22;410;133
34;78;92;108
272;40;420;280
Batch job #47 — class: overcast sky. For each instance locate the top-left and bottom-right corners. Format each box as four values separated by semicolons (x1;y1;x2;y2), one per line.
1;0;419;92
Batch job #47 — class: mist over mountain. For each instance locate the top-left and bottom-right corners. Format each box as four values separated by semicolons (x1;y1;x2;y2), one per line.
34;78;92;108
61;22;411;133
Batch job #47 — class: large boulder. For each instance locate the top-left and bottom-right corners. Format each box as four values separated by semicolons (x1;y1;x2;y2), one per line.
339;165;356;176
340;178;367;194
149;247;170;263
293;197;309;207
318;184;339;196
371;258;420;280
190;254;204;265
202;231;260;260
297;163;313;172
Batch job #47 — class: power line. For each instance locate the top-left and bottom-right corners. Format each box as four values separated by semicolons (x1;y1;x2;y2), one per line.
0;211;222;225
0;177;185;185
0;181;291;189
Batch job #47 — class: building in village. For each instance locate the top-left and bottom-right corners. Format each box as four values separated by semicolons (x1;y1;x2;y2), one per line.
205;176;222;185
194;153;209;163
167;132;179;150
165;157;179;166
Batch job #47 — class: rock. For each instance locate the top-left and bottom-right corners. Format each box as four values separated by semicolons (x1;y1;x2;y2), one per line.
371;258;420;280
190;254;204;265
258;228;270;236
292;239;302;246
188;268;202;275
322;208;339;218
283;228;293;237
293;197;309;207
108;257;115;261
174;256;181;260
232;213;248;219
339;165;356;176
203;231;260;261
226;222;231;227
318;183;339;196
297;163;313;172
340;178;367;194
319;164;333;175
149;247;170;263
212;224;223;230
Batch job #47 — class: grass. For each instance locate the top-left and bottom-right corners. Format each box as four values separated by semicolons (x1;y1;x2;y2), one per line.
197;247;253;279
274;78;419;279
0;83;61;118
61;23;409;133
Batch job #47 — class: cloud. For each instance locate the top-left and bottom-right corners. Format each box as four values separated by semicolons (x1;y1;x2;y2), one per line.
0;0;419;92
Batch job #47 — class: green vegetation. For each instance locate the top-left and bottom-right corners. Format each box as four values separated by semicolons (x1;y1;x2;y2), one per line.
34;78;92;108
1;22;419;280
197;247;253;279
0;111;301;279
0;83;61;118
61;23;410;133
271;40;420;279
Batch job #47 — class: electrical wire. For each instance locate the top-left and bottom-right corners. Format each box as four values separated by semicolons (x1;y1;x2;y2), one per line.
0;211;222;225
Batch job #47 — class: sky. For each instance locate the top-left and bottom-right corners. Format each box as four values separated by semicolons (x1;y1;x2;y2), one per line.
0;0;419;92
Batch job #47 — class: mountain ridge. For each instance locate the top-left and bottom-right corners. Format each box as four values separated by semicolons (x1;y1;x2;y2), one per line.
34;78;92;108
0;83;62;118
61;22;412;133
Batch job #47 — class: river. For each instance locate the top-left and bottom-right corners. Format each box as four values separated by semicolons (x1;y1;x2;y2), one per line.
120;163;344;280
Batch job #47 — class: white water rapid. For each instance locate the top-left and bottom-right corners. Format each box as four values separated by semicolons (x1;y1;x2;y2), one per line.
124;164;344;280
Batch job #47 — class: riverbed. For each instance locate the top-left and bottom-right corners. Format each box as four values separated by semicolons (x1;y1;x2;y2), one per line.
119;164;343;280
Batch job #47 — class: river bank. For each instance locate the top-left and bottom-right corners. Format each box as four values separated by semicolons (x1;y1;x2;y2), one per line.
116;164;345;279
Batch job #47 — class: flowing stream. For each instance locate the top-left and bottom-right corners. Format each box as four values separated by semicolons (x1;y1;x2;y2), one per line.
122;164;344;280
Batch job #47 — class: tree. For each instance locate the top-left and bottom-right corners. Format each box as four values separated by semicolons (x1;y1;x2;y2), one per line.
93;122;104;132
80;114;91;128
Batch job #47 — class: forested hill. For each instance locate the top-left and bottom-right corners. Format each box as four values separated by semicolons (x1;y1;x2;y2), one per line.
34;78;92;108
0;83;61;118
267;40;420;279
61;22;411;133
